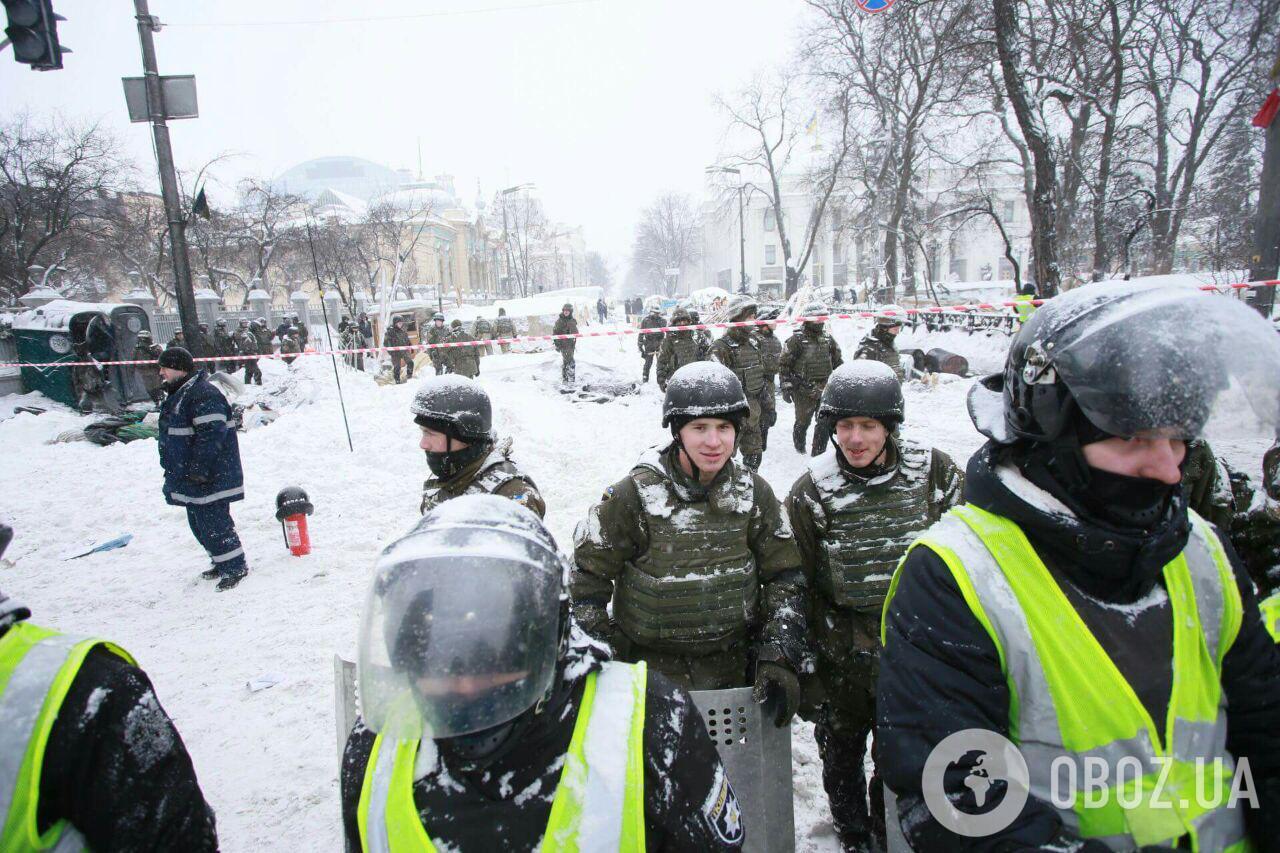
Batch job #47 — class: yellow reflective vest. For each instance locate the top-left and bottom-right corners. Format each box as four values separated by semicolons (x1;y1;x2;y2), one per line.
359;661;647;852
885;505;1248;851
0;622;136;852
1261;591;1280;643
1013;293;1037;323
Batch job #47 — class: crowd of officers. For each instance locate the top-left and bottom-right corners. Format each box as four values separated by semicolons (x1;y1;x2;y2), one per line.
4;282;1280;852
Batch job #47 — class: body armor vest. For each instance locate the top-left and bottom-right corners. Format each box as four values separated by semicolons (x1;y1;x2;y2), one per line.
614;459;759;654
810;441;932;610
716;335;765;395
794;333;835;386
666;332;700;372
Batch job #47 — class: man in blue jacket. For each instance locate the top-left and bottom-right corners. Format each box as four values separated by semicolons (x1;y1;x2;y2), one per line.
157;347;249;591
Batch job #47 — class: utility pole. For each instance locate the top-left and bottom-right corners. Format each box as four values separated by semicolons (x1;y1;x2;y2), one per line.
1249;41;1280;318
737;184;747;293
131;0;198;345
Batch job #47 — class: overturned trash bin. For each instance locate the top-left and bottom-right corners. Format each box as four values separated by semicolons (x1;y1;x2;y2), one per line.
689;686;795;853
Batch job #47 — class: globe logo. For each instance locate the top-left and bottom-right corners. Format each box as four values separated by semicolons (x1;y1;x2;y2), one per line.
922;729;1030;837
855;0;898;10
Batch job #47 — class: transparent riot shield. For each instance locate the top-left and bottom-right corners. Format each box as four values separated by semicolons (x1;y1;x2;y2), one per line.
689;686;795;853
335;655;359;761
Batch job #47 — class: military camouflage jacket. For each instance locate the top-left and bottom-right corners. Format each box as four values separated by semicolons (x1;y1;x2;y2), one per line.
787;436;962;613
572;442;806;671
420;437;545;518
852;327;905;381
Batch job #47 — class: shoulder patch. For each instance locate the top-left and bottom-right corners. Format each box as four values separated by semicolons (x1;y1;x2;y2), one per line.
702;763;744;845
600;485;615;502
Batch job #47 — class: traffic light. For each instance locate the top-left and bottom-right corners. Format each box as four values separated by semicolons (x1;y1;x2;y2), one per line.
3;0;66;71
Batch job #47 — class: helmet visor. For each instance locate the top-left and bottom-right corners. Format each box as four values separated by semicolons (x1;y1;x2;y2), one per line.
357;552;561;740
1047;284;1280;439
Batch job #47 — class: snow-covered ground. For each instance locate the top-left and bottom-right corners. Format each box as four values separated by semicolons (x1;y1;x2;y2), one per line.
0;316;1271;850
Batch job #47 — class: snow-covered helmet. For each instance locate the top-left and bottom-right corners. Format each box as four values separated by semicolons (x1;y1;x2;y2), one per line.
874;305;906;327
968;280;1280;446
432;312;445;322
723;295;758;323
411;375;492;442
136;329;152;341
662;362;750;430
820;361;904;429
670;306;693;325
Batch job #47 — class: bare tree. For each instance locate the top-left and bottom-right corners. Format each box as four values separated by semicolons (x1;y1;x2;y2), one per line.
631;193;702;296
1136;0;1279;273
0;114;131;303
715;73;851;298
585;250;613;289
993;0;1063;295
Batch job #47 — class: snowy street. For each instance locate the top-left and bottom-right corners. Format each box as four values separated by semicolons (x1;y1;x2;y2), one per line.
0;317;1272;850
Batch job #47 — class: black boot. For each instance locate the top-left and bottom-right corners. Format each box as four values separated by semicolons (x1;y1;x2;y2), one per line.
793;425;807;454
761;427;770;452
216;568;247;592
200;567;221;581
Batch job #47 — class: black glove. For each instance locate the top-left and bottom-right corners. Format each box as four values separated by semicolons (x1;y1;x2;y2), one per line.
753;661;800;728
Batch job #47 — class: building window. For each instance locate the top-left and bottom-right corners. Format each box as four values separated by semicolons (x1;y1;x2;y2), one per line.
833;241;845;264
829;209;841;233
765;245;777;265
764;209;776;231
813;263;825;285
1002;200;1016;222
998;258;1016;280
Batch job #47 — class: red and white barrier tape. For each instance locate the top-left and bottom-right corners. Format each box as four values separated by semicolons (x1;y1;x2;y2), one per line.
5;278;1278;370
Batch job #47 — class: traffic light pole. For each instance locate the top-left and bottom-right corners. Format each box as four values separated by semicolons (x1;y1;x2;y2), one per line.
132;0;199;346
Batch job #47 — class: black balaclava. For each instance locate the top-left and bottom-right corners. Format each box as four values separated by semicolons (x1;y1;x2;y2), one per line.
1020;406;1183;533
417;416;492;480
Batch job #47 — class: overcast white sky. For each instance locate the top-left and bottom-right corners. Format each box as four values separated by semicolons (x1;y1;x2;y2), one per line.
1;0;809;268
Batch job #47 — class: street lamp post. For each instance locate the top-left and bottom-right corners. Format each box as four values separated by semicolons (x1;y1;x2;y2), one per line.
707;166;747;293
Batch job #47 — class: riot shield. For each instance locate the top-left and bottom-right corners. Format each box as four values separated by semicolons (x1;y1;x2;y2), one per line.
689;686;795;853
335;654;358;761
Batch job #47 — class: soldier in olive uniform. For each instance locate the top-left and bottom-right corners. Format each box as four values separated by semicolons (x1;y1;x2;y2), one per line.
213;319;238;374
852;307;906;381
493;307;517;354
444;319;480;378
708;295;769;471
655;306;705;391
234;319;262;385
251;319;274;357
786;362;962;852
780;303;844;457
552;303;578;384
473;314;494;357
572;362;807;727
755;308;783;453
425;312;448;374
1182;437;1236;531
638;304;666;383
412;375;544;517
133;330;165;403
689;309;712;358
383;317;414;383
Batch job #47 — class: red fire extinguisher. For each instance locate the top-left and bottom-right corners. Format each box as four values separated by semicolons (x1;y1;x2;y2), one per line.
275;486;314;557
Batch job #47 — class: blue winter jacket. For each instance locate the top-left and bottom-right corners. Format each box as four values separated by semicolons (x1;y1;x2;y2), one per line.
158;370;244;506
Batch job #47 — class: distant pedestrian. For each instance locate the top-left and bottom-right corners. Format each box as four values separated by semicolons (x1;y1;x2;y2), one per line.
596;297;607;323
156;347;248;591
133;330;164;404
553;303;578;384
493;307;516;354
234;319;262;385
384;317;414;383
473;314;494;357
280;329;301;366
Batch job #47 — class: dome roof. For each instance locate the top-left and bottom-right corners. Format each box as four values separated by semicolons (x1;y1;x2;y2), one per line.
274;156;409;202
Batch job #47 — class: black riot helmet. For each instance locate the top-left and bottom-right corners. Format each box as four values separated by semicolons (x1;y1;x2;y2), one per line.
358;495;571;761
410;375;493;443
968;280;1280;446
819;361;904;430
662;362;750;431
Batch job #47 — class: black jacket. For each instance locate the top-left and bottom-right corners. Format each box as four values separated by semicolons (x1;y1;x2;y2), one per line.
341;634;745;852
0;614;218;851
878;441;1280;851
